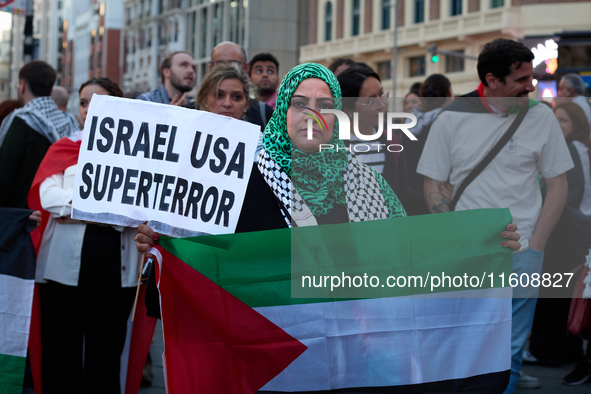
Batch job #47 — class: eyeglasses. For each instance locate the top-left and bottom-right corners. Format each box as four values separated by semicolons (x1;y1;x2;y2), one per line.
356;91;390;110
210;60;246;68
289;97;335;112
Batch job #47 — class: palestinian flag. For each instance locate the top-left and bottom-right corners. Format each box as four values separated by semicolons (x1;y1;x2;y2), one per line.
152;209;513;393
0;208;37;394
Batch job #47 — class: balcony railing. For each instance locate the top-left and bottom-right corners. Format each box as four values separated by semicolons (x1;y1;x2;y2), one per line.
300;8;513;62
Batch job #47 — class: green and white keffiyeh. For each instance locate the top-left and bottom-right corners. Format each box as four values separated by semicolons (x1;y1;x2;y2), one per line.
257;63;405;222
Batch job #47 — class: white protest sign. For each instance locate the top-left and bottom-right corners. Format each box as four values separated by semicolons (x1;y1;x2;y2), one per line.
72;95;261;238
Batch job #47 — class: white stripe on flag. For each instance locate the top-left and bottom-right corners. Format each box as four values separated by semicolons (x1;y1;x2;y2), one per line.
0;274;34;358
256;290;511;392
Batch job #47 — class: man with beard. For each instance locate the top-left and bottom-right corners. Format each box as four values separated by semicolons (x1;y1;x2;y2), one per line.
138;51;196;107
248;53;279;109
417;38;573;393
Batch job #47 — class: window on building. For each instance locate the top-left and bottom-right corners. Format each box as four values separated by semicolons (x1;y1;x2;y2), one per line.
240;0;245;47
450;0;462;16
190;11;196;54
158;0;164;14
57;1;61;10
230;1;238;42
139;28;145;49
445;51;465;73
200;8;207;58
352;0;360;36
325;2;332;41
491;0;504;8
381;0;390;30
213;4;222;47
200;63;208;82
414;0;424;23
409;56;425;77
377;60;392;80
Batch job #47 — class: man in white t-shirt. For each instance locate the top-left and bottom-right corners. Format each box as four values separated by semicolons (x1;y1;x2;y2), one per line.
417;38;573;393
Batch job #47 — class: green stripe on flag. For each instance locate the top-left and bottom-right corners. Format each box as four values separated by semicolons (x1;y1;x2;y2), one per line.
159;209;513;308
0;353;26;394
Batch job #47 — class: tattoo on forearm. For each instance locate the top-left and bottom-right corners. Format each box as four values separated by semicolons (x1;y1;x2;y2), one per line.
428;192;450;213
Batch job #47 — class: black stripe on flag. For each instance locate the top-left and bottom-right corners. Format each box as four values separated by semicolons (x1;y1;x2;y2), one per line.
259;370;510;394
0;208;37;280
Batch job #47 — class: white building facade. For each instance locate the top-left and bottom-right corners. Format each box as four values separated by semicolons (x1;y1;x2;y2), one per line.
301;0;591;96
123;0;308;97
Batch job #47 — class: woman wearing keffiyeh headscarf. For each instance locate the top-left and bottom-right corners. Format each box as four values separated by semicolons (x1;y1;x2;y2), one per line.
136;61;521;300
137;62;521;247
256;62;405;226
134;63;523;392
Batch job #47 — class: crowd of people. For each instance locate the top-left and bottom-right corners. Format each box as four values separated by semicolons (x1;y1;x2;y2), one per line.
0;37;589;393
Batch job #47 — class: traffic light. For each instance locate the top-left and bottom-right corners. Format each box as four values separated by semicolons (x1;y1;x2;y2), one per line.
428;43;439;63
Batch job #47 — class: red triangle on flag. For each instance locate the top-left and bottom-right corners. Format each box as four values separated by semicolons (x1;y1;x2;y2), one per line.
156;246;307;393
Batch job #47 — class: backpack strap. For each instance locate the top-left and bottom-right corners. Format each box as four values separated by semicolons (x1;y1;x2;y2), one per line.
450;106;530;211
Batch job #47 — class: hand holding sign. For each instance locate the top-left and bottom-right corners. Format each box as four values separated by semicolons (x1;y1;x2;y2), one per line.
72;95;260;237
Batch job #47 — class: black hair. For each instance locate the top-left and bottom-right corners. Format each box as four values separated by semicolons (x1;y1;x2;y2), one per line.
248;53;279;76
409;82;421;96
328;58;356;74
338;66;382;112
338;66;381;98
477;38;534;86
19;60;56;97
79;77;124;97
420;74;451;111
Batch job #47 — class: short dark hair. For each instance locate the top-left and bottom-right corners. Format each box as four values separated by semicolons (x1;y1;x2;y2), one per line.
420;74;451;111
338;66;381;99
248;53;279;76
79;78;124;98
477;38;534;86
19;60;56;97
409;82;422;96
159;51;193;84
328;58;356;74
338;66;382;112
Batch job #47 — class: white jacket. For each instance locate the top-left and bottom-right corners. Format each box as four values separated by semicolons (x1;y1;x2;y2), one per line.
35;164;141;287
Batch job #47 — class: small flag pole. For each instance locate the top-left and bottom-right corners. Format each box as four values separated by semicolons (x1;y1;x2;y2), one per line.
131;251;146;322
